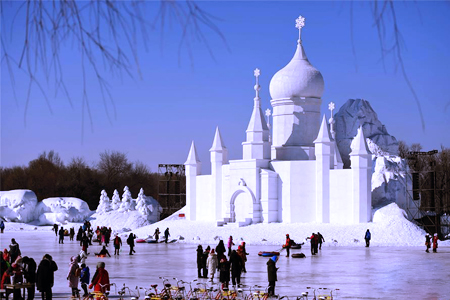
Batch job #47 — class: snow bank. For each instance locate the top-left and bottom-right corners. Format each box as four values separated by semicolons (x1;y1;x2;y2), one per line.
0;190;38;223
35;197;93;225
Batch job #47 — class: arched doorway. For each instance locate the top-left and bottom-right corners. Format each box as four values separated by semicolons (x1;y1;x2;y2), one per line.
229;187;262;225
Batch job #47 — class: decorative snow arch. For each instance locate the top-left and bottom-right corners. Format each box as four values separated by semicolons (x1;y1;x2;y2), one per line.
229;185;262;224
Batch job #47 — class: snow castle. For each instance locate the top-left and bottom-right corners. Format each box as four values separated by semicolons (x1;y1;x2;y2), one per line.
185;16;372;225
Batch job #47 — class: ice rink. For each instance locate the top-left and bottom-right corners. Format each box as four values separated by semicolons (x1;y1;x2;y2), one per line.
2;231;449;299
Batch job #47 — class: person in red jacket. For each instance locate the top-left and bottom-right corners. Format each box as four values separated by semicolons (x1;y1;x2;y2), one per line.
89;262;110;294
432;233;439;253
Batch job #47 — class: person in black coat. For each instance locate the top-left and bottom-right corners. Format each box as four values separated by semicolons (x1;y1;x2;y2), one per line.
36;254;58;300
196;245;203;278
127;233;136;255
215;240;226;270
219;257;230;290
267;255;278;296
229;250;242;286
22;256;37;300
58;227;65;244
9;238;21;263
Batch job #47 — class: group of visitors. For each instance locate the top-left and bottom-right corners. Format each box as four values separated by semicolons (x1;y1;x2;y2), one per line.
425;233;439;253
305;232;325;255
94;227;113;246
153;227;171;243
196;236;248;289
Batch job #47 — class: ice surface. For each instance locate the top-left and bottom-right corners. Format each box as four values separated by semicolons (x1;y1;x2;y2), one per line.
1;229;448;299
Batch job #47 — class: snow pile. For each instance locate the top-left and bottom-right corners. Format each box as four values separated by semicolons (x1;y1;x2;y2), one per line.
335;99;398;168
127;203;448;247
0;190;38;223
35;197;93;225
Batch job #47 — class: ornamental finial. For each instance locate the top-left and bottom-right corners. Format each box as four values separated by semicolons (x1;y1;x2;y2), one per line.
328;102;336;139
295;15;305;43
254;68;261;99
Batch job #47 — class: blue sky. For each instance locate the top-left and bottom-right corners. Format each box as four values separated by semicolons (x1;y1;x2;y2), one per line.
1;1;449;173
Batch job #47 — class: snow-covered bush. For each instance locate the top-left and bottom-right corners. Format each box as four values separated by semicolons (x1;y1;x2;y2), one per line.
96;190;112;214
111;189;121;210
119;186;135;212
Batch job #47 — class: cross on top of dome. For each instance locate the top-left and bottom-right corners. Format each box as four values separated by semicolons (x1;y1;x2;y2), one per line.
295;15;305;43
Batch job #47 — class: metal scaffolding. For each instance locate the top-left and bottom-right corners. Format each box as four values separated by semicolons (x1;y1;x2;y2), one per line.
405;150;449;239
157;164;186;219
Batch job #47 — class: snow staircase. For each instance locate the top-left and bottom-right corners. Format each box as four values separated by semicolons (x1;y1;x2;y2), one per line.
217;218;252;227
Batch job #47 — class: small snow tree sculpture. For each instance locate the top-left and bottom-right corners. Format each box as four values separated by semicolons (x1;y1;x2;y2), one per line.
111;189;121;210
119;186;135;212
96;190;112;214
136;188;152;216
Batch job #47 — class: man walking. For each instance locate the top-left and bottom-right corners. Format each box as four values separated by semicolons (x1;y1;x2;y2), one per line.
364;229;371;247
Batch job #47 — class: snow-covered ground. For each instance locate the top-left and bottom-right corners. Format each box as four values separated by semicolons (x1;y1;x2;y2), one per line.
4;203;449;247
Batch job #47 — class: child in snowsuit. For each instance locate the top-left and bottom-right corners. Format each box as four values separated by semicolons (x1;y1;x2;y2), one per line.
432;233;438;253
80;264;90;297
206;249;218;282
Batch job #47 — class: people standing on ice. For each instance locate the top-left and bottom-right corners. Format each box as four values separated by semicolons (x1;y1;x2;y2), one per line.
284;234;292;257
154;228;161;242
425;234;431;253
80;263;90;297
76;227;83;241
215;240;226;270
22;256;37;300
364;229;371;247
164;228;171;243
81;234;90;252
267;255;279;297
113;234;122;255
105;228;112;246
432;233;438;253
202;246;211;278
236;245;247;273
95;246;111;257
317;232;325;250
9;238;21;263
127;233;136;255
219;256;230;289
89;261;110;294
36;254;58;300
69;228;75;241
227;236;235;256
196;245;204;278
58;227;65;244
206;249;218;282
67;256;80;298
306;233;317;255
53;224;58;236
0;220;5;233
229;250;242;286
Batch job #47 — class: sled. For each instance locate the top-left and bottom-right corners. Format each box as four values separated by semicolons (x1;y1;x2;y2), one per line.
135;239;147;243
146;239;159;243
95;254;107;258
258;251;280;257
291;253;306;258
291;242;304;249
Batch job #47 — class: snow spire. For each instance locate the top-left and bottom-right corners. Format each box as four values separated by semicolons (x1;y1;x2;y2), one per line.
295;15;305;44
254;68;261;102
314;115;332;143
210;127;226;152
265;108;272;143
136;187;152;216
328;102;336;139
96;189;112;214
119;186;135;212
111;189;121;210
185;141;201;165
246;68;269;133
350;126;371;155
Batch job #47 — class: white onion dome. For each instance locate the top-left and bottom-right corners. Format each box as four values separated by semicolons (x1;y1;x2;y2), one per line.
269;40;324;99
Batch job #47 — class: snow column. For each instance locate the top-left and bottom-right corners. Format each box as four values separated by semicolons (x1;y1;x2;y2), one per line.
314;115;332;223
261;169;278;223
185;141;201;221
210;127;228;221
350;127;372;223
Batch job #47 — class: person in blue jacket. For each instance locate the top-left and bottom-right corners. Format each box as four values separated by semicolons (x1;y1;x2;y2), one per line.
80;263;90;297
364;229;371;247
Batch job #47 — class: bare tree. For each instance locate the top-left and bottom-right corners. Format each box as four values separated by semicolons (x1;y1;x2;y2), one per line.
1;0;225;138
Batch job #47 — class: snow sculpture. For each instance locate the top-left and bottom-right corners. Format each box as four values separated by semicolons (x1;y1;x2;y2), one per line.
118;186;135;212
136;188;152;216
96;190;112;214
111;189;121;210
35;197;93;225
0;190;38;223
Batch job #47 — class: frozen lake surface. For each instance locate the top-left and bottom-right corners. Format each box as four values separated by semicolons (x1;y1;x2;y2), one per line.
2;231;449;299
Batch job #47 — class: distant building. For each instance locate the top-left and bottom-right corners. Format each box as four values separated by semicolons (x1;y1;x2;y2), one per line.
184;16;372;226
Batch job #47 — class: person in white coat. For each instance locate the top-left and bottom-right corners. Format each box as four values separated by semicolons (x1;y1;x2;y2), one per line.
79;249;88;266
206;249;218;282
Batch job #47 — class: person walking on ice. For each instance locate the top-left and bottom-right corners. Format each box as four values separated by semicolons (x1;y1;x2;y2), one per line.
113;234;122;255
432;233;438;253
425;234;431;253
206;249;218;282
164;228;170;243
267;255;279;297
364;229;371;247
